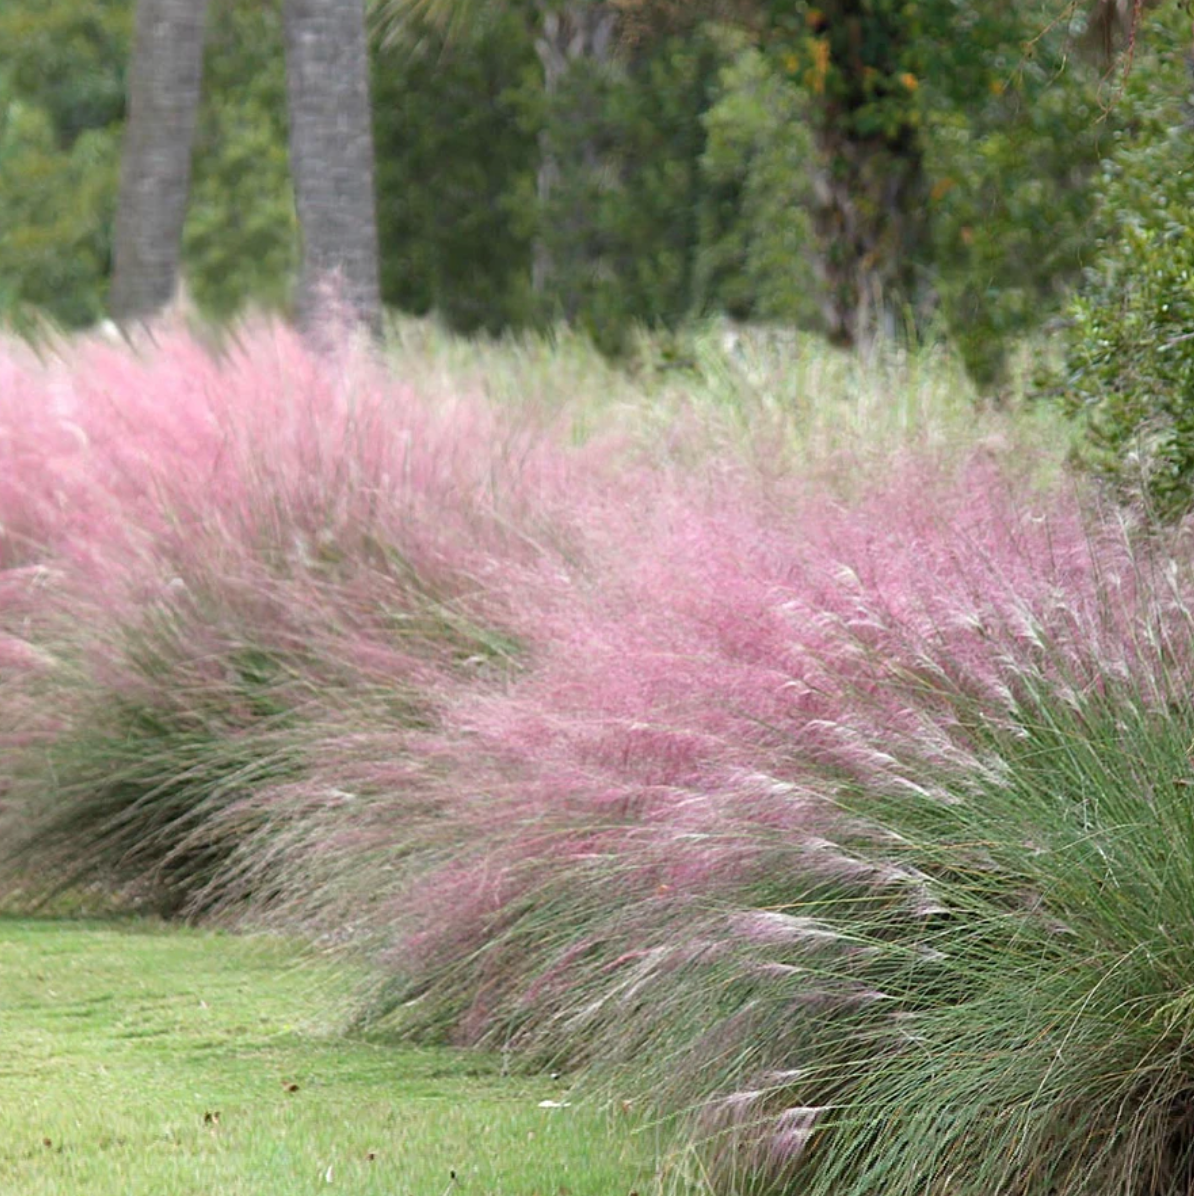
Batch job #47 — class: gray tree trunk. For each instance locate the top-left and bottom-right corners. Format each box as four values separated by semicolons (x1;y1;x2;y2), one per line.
531;0;618;301
109;0;210;324
283;0;382;336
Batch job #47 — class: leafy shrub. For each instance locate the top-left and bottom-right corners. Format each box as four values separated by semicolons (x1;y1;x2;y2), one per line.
925;53;1110;390
372;10;539;335
696;37;820;329
0;0;127;329
1055;9;1194;517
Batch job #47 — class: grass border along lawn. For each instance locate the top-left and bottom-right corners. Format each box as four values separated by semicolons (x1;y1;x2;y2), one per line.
0;919;659;1196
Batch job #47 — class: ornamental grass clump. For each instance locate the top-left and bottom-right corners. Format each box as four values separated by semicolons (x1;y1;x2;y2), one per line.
12;313;1194;1196
343;449;1194;1196
0;317;579;916
667;665;1194;1196
349;457;1119;1035
615;512;1194;1196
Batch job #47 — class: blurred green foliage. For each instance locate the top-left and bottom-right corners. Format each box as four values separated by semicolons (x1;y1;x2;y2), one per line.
1053;8;1194;518
758;0;1116;377
372;11;539;334
0;0;1186;407
696;38;820;328
524;23;726;352
0;0;297;326
183;0;298;320
0;0;128;328
920;6;1114;388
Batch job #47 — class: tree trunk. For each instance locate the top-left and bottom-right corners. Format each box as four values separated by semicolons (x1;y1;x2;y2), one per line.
531;0;618;305
1082;0;1154;65
283;0;382;336
801;3;927;348
109;0;209;324
811;130;924;348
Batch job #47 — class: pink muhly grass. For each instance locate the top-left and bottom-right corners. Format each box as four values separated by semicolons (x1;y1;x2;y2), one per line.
0;317;613;914
11;317;1194;1192
346;447;1194;1081
360;460;1194;1193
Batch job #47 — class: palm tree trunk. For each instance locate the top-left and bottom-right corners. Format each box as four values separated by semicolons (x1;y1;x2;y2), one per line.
531;0;618;304
283;0;382;336
109;0;209;324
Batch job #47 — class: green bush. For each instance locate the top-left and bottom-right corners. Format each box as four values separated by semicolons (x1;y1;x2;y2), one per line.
524;23;730;354
0;0;128;328
372;11;539;335
925;60;1109;390
1055;9;1194;518
696;36;821;329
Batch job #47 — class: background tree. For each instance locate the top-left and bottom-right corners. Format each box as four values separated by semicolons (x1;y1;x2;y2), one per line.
375;0;626;311
371;7;538;333
107;0;379;331
184;0;298;320
0;0;297;329
694;35;819;327
108;0;209;322
761;0;1118;371
0;0;1175;394
375;0;742;346
0;0;128;329
764;0;930;346
529;2;619;300
283;0;382;333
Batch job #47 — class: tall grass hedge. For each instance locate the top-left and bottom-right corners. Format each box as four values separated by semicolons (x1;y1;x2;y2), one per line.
4;316;1194;1194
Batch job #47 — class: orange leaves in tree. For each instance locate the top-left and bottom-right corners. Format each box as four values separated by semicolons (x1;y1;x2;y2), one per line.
808;37;831;94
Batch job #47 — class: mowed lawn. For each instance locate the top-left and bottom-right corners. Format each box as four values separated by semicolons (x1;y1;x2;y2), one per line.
0;920;659;1196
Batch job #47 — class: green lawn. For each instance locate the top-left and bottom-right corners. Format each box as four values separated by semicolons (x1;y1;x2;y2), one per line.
0;919;662;1196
